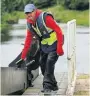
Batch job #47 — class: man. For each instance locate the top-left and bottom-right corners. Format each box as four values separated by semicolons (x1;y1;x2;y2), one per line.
17;4;64;92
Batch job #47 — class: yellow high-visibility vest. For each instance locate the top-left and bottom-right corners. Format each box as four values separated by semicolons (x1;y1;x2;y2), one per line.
27;12;57;45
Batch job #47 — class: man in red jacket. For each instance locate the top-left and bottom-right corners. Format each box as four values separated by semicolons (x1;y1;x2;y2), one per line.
17;4;64;92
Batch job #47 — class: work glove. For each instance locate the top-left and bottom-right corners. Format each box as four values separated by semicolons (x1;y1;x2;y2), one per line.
57;45;64;56
16;58;24;68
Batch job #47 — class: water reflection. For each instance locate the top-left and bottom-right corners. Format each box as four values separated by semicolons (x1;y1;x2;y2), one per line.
12;24;26;29
1;34;12;43
1;24;26;43
1;23;26;66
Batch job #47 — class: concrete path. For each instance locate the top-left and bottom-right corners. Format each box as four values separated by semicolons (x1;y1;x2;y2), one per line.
74;74;90;95
23;72;68;95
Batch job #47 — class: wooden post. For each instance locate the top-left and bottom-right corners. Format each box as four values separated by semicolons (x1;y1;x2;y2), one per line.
66;19;77;96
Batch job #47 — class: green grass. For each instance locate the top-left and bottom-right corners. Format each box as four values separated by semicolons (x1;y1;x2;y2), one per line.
77;74;90;79
2;11;25;24
12;11;25;19
3;5;88;26
74;91;89;95
43;5;89;26
2;5;89;26
1;11;25;33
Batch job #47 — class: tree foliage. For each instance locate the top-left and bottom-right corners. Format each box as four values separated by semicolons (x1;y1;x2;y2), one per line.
64;0;89;10
1;0;55;13
1;0;89;14
1;0;31;13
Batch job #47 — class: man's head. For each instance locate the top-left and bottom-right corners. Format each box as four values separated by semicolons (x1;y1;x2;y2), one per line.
24;4;36;21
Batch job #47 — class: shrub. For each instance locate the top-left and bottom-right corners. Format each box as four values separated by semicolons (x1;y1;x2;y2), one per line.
64;0;89;10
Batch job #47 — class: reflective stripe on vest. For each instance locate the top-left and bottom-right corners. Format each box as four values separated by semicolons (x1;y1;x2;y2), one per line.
32;24;42;37
41;32;57;45
36;12;54;36
36;12;57;45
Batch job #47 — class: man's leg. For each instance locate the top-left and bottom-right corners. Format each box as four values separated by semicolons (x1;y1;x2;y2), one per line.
27;67;34;87
25;58;34;87
42;51;59;92
39;51;48;75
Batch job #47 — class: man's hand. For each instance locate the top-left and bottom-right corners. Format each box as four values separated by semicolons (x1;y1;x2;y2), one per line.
16;59;24;68
57;45;64;56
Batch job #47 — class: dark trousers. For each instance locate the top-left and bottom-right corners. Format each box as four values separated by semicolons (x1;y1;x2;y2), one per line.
39;51;59;89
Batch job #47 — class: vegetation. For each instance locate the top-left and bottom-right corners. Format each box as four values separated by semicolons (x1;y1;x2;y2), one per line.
1;0;89;34
77;74;90;79
64;0;89;10
1;0;89;13
74;91;89;95
44;5;89;26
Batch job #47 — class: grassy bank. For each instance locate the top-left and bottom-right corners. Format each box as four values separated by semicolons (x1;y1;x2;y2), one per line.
1;5;89;33
2;11;25;24
2;5;89;26
44;5;89;26
14;5;89;26
1;11;25;33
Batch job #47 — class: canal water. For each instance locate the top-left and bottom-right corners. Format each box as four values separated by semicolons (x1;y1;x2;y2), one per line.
1;20;89;74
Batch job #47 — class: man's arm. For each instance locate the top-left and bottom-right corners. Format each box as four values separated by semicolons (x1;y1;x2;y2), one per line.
45;15;64;55
21;30;33;59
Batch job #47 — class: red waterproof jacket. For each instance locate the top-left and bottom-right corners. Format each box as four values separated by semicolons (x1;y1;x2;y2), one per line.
21;9;64;59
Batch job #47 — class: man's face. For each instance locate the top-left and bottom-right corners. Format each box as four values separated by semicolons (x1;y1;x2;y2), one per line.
25;10;36;21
